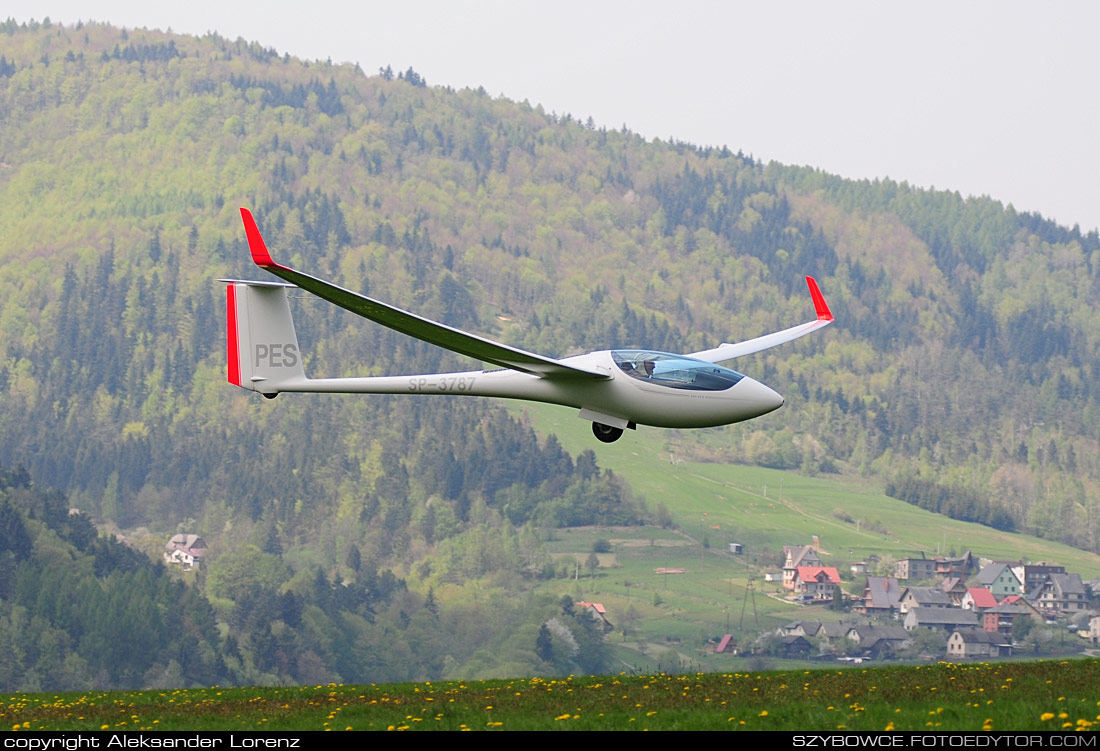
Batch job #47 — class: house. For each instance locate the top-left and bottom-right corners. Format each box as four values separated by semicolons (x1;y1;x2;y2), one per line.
1035;573;1088;615
858;577;901;615
1011;563;1066;595
782;546;822;590
164;533;206;570
778;635;813;658
715;634;737;654
904;608;978;633
961;587;998;611
575;601;614;631
898;586;951;613
936;551;979;578
850;561;868;576
778;620;810;637
792;566;841;600
780;620;854;645
939;577;968;607
947;628;1013;658
976;563;1023;599
1090;615;1100;645
779;620;821;638
895;556;938;581
845;625;910;658
982;599;1038;635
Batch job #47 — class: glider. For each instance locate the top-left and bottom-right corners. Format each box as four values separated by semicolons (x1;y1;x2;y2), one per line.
225;208;833;443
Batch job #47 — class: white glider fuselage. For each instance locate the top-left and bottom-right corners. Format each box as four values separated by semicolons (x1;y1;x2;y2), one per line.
227;208;830;443
268;350;783;430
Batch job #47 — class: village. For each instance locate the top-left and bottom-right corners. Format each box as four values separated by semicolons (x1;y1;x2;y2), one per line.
747;545;1099;661
163;529;1100;664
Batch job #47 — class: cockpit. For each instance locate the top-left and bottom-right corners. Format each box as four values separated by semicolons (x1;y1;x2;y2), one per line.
611;350;745;391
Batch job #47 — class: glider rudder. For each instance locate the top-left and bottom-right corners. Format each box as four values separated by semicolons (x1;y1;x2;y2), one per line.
224;281;306;395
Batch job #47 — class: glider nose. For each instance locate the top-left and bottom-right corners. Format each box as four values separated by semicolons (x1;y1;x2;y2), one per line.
738;377;785;417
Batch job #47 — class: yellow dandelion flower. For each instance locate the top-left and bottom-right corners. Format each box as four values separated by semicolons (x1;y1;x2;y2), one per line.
1041;713;1055;722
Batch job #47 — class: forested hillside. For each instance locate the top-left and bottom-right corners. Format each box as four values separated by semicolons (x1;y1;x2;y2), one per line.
0;465;619;689
1;19;1100;686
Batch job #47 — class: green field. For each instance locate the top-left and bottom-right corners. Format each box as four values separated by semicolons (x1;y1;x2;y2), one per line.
519;402;1100;576
494;403;1100;668
6;660;1099;731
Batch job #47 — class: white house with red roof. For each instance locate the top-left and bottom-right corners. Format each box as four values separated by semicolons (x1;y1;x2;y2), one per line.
792;566;841;600
961;587;998;611
782;546;822;590
164;533;206;570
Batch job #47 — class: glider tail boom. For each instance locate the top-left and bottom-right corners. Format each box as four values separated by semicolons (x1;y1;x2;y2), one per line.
225;281;307;396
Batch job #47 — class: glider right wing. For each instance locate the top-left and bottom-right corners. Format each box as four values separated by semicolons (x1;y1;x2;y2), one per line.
240;208;607;379
686;277;833;363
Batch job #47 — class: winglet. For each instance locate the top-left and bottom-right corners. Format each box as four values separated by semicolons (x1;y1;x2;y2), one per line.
806;276;833;322
240;208;279;269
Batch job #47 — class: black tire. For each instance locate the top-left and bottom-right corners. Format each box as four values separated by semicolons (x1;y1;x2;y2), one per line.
592;422;624;443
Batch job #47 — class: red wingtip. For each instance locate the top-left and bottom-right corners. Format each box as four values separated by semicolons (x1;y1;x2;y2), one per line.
240;207;277;268
806;276;833;321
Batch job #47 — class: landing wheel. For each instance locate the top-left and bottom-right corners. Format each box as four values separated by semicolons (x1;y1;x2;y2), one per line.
592;422;624;443
262;392;278;400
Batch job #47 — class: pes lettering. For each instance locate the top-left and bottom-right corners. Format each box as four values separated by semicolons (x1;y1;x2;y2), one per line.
255;343;299;368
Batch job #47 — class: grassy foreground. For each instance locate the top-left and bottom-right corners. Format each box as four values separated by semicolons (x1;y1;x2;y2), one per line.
5;660;1100;732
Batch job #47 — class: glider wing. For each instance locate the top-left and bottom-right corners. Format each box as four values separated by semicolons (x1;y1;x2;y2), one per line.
686;277;833;363
240;208;606;379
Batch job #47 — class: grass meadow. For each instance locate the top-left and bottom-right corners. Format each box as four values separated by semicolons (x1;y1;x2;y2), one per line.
5;659;1100;731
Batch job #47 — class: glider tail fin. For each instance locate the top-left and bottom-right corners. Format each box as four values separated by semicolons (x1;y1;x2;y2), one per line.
225;281;306;396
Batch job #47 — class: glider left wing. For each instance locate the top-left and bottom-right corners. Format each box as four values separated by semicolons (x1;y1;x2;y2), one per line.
240;208;607;379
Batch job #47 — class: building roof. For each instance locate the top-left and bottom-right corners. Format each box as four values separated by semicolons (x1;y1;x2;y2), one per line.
576;601;607;615
902;586;951;606
848;625;909;643
820;621;854;638
166;533;206;552
966;588;998;609
1048;573;1086;596
986;600;1033;615
907;609;979;627
951;627;1011;646
796;566;841;584
784;545;820;568
940;576;966;593
864;577;902;610
976;562;1019;587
